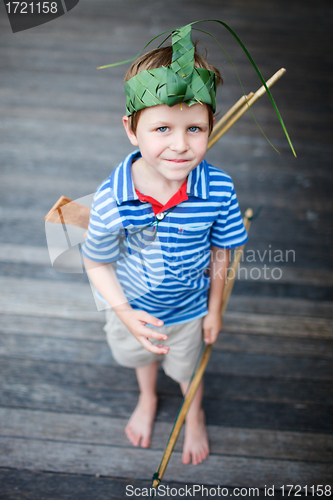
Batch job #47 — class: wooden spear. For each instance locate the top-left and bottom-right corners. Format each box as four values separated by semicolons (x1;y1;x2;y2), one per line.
209;92;254;141
207;68;286;150
151;208;253;489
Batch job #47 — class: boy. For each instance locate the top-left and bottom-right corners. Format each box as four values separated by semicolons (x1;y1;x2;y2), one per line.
82;24;248;466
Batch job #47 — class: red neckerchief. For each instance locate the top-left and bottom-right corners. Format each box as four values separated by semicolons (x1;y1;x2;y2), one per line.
135;178;188;216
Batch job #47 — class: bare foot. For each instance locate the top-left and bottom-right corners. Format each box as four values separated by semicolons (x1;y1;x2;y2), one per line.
182;409;209;465
125;393;158;448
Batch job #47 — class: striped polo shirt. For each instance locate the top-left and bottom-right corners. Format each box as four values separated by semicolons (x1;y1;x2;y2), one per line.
82;150;248;325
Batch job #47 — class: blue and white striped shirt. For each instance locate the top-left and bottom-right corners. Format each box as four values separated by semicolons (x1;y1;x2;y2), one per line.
82;150;248;325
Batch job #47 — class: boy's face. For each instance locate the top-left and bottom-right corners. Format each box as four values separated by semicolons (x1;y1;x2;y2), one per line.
123;103;210;184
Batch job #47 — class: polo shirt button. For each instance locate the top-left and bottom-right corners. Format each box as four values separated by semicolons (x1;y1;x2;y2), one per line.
156;212;165;220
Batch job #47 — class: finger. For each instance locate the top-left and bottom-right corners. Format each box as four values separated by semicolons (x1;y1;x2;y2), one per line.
156;343;169;353
206;328;219;344
140;337;169;354
137;311;164;328
203;328;213;344
139;324;168;341
203;325;210;340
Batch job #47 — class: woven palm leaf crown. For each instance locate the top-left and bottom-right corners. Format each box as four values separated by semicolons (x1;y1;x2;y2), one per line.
124;24;217;116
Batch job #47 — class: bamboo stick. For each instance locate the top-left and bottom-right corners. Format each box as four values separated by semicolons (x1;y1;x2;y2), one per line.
210;92;254;139
152;208;253;489
207;68;286;150
152;343;213;488
221;208;253;314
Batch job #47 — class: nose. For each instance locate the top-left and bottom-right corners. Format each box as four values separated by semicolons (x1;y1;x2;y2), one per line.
170;131;189;154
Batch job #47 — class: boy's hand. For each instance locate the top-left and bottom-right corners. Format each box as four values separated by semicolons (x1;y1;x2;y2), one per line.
203;310;222;344
115;308;169;355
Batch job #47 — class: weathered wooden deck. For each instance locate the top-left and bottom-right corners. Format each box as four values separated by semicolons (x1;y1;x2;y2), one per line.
0;0;332;498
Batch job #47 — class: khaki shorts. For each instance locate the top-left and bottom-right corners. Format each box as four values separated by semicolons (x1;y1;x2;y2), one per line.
104;309;204;383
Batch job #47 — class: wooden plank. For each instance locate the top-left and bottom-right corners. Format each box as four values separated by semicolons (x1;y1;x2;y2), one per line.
0;313;105;340
1;359;332;431
1;332;332;380
1;201;332;270
0;469;144;500
214;331;333;359
1;407;332;462
0;261;88;284
228;295;333;318
200;398;333;433
2;244;333;287
0;244;56;265
223;311;333;339
0;221;48;247
0;436;331;487
1;355;331;404
0;242;332;308
241;215;332;250
0;468;200;500
3;168;333;211
1;260;333;305
1;198;332;254
0;118;126;180
233;283;333;304
0;277;102;322
4;208;330;271
2;312;332;359
0;333;113;366
0;173;102;208
1;277;332;338
0;81;123;112
238;265;333;286
204;373;333;405
208;350;333;380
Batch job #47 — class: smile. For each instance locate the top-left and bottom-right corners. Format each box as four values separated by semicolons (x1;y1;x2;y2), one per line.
164;159;192;163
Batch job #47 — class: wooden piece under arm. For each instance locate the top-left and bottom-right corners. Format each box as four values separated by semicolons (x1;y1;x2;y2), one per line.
45;195;90;230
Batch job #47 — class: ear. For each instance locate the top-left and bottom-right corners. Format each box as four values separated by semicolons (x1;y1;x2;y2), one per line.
122;115;139;146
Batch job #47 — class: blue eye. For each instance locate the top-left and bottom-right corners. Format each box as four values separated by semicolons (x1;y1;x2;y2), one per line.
188;126;199;132
157;126;168;132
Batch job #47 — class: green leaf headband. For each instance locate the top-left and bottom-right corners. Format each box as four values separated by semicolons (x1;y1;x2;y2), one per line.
124;24;217;115
99;19;296;156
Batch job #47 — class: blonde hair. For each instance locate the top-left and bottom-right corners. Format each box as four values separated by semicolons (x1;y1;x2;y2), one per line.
124;45;223;135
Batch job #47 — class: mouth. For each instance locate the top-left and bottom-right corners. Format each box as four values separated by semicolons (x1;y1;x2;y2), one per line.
164;158;192;163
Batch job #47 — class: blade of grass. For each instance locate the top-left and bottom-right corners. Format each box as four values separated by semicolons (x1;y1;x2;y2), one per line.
191;20;296;156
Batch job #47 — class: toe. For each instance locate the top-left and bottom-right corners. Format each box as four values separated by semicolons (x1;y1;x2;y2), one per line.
126;426;139;447
200;447;209;463
182;451;191;465
141;436;150;448
132;437;140;447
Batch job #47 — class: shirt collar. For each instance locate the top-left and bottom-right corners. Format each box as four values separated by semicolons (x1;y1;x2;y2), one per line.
109;150;209;205
109;150;141;205
186;159;210;199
